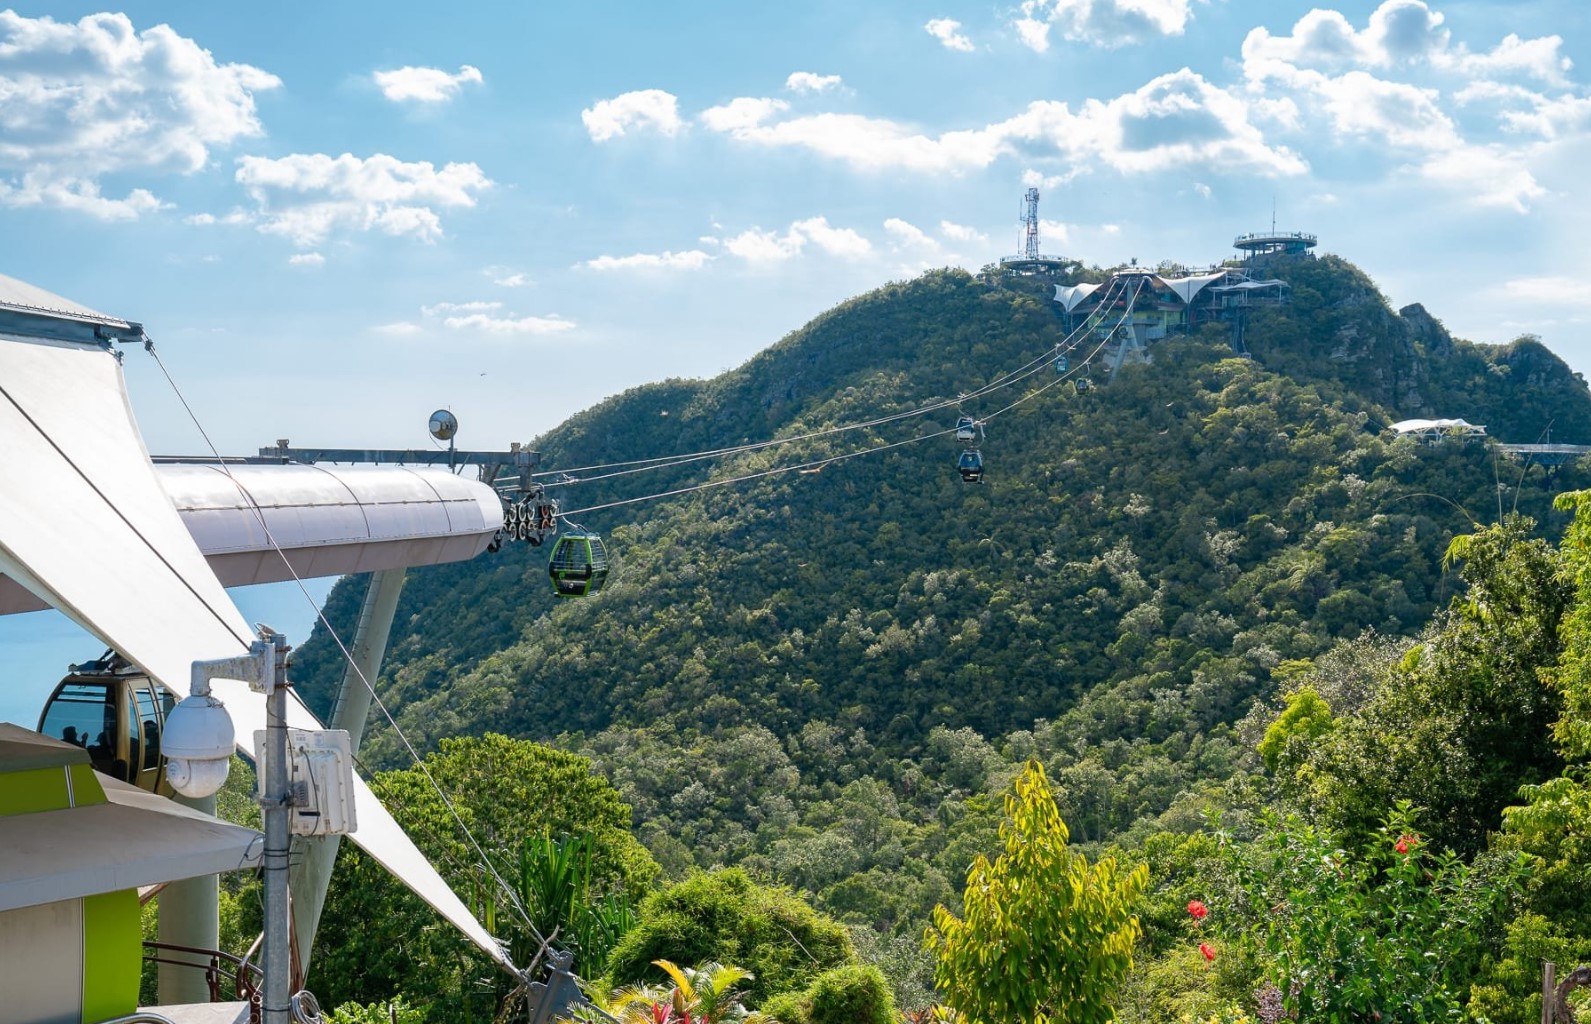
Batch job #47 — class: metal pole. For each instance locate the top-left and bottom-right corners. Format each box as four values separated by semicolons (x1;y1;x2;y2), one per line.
1544;961;1556;1024
291;567;406;971
156;794;220;1003
263;634;292;1024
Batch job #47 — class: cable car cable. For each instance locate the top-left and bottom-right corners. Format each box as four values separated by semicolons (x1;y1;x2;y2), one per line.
535;277;1131;485
555;279;1148;517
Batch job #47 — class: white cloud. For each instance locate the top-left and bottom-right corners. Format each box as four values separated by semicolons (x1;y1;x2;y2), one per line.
1037;218;1069;246
701;97;790;133
724;217;872;265
0;174;167;220
185;208;252;226
786;72;842;93
581;89;682;141
408;299;575;335
884;218;935;248
1416;144;1546;212
235;152;491;246
373;321;424;336
1192;181;1212;198
0;10;280;218
925;18;974;52
940;220;988;243
1019;0;1194;49
288;251;325;267
794;217;873;258
699;69;1302;178
1242;1;1448;71
422;300;501;316
1014;18;1050;53
1244;1;1567;84
442;313;575;335
373;64;483;104
582;249;712;271
1022;168;1072;188
1240;6;1559;211
485;268;532;287
1500;277;1591;304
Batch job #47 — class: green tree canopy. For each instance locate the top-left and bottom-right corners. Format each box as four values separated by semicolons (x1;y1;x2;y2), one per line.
927;759;1147;1024
603;868;854;1004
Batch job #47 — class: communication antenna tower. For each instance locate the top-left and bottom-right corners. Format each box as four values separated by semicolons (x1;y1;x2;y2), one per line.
1021;187;1041;260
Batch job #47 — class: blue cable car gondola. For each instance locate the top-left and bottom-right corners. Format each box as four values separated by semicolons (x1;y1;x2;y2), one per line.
549;530;610;598
958;449;984;484
955;416;977;442
1056;354;1069;373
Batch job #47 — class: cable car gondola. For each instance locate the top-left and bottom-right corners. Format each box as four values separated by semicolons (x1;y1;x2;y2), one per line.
548;530;610;598
958;449;984;484
38;652;171;793
955;416;978;442
1055;354;1069;374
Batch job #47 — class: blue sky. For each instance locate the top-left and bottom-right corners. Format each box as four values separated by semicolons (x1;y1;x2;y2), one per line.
2;0;1590;719
4;0;1589;455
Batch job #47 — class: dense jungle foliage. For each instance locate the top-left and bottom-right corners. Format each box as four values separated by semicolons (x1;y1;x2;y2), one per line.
284;256;1591;1020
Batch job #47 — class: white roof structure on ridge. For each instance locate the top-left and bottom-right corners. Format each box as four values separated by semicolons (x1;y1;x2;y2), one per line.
1389;418;1487;435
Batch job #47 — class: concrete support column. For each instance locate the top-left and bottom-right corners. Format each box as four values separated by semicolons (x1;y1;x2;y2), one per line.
157;793;219;1004
288;567;406;973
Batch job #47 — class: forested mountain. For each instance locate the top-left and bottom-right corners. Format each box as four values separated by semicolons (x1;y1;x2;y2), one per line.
297;255;1587;764
291;254;1591;1012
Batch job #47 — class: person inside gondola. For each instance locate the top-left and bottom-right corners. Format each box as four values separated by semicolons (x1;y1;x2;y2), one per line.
61;726;84;747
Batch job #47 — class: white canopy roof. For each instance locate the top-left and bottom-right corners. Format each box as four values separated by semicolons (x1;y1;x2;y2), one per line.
1157;272;1228;304
0;463;503;616
0;727;263;913
0;331;513;970
1054;282;1099;312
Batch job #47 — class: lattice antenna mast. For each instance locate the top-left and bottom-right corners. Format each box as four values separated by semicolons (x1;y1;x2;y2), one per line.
1022;187;1041;260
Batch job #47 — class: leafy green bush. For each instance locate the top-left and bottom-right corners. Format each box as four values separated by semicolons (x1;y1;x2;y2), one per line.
603;868;853;1003
759;990;808;1024
805;964;894;1024
323;998;425;1024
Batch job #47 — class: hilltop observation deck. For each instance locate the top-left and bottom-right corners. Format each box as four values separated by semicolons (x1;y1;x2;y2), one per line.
1234;231;1318;260
997;253;1078;276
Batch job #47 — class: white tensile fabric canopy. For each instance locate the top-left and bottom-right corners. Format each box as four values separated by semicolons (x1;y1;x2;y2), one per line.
0;333;513;971
0;728;265;913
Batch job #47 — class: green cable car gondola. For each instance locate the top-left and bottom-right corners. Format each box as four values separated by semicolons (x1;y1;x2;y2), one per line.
549;530;610;598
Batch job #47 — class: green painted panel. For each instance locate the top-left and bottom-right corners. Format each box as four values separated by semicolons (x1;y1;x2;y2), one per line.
0;765;70;815
0;764;108;815
82;890;140;1022
69;762;107;806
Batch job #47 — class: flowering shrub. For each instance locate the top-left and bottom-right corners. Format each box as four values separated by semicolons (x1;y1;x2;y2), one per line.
1209;803;1526;1022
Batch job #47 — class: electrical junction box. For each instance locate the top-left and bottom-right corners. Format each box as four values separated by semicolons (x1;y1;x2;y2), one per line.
252;727;358;836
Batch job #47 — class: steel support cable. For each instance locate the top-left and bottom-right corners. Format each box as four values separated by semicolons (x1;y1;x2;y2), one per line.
537;277;1130;485
557;281;1145;518
145;344;543;957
